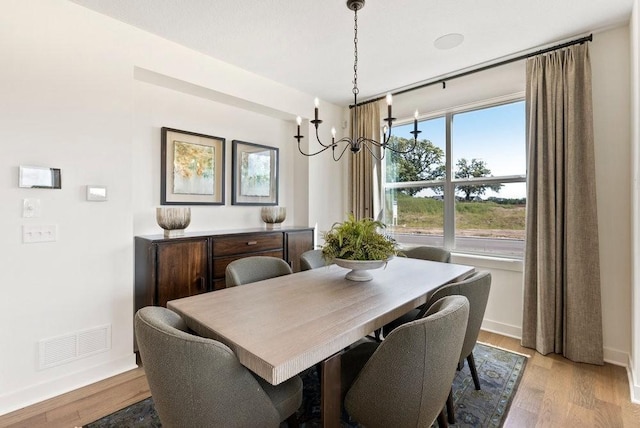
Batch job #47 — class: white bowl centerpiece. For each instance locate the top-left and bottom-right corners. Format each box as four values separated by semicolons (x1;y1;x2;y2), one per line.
322;214;398;281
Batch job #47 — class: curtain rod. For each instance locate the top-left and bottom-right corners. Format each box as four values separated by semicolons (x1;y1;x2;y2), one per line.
349;33;593;109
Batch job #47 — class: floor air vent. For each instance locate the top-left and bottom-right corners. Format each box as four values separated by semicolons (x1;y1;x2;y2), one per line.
38;324;111;369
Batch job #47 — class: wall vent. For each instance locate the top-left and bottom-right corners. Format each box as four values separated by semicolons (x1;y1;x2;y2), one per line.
38;324;111;370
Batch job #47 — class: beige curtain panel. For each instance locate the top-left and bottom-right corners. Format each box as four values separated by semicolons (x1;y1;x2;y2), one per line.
522;43;603;365
350;102;382;220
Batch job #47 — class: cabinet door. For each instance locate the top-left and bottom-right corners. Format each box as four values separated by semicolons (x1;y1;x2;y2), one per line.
156;239;208;307
285;230;314;273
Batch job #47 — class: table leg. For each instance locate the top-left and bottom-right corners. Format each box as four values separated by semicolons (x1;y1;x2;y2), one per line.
320;352;342;428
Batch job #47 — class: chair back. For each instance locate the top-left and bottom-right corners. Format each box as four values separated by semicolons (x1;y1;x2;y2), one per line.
344;295;469;428
300;249;327;271
424;270;491;362
135;306;282;427
225;256;292;287
403;245;451;263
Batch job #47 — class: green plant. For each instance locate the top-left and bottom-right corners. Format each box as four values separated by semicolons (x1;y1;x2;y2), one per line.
322;214;398;261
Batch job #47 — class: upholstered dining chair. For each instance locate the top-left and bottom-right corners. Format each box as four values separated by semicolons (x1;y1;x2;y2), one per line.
225;256;292;287
375;245;452;340
135;306;302;427
384;270;492;424
340;295;470;428
402;245;451;263
299;249;327;271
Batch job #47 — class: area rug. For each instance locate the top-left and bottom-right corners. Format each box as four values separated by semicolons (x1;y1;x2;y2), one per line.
85;343;526;428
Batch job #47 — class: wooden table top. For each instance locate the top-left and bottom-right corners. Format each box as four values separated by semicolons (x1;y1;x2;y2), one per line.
167;257;474;385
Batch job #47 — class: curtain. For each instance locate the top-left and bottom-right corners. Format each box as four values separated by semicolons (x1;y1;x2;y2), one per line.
350;102;382;220
522;43;603;364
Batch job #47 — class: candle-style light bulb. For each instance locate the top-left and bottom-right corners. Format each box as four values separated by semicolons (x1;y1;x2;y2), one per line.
331;127;336;143
295;115;302;140
383;125;389;137
385;93;393;123
414;110;419;119
413;110;419;134
313;98;319;123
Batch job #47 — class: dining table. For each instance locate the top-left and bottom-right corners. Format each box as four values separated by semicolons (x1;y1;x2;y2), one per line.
167;256;474;428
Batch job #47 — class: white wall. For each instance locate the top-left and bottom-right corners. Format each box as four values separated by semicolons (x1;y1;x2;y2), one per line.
0;0;345;414
591;26;632;364
630;0;640;402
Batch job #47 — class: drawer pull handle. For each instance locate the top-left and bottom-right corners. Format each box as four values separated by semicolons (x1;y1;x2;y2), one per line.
247;241;258;245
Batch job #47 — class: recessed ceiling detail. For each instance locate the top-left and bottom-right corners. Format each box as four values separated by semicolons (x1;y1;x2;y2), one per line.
434;33;465;50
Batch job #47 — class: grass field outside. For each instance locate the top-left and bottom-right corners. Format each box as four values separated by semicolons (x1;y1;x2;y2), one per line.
384;194;526;240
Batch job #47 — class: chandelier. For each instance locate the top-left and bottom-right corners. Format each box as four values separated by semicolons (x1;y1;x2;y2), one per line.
294;0;421;161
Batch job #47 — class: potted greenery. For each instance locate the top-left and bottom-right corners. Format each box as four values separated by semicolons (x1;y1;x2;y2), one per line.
322;214;398;281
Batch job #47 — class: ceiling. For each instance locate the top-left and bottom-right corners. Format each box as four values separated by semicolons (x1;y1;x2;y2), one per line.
70;0;633;106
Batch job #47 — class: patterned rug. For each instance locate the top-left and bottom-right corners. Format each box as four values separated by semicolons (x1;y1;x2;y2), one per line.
85;343;526;428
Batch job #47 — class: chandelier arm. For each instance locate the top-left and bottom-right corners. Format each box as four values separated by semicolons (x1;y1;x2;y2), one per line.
297;142;334;157
333;141;353;161
360;140;384;161
385;138;418;154
358;136;383;148
314;126;334;148
357;135;417;155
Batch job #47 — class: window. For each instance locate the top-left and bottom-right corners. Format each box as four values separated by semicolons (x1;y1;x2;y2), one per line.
383;99;526;258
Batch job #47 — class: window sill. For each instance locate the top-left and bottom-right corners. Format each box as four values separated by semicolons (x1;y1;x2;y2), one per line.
451;253;523;273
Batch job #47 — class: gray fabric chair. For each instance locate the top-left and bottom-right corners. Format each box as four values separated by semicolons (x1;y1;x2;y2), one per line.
135;306;302;428
402;245;451;263
340;295;469;428
384;270;492;424
225;256;292;287
299;249;327;271
376;245;452;340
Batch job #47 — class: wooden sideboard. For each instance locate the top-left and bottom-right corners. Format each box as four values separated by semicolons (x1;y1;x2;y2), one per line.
134;226;314;314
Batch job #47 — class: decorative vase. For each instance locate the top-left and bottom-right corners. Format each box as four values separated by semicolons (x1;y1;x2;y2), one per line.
333;257;392;281
156;207;191;238
260;206;286;229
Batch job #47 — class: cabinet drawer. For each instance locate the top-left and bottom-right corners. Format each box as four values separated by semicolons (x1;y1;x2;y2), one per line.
212;233;283;257
212;249;284;280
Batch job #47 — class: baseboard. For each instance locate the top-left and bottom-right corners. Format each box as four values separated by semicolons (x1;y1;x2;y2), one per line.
603;346;630;367
481;320;631;366
481;319;522;339
628;355;640;404
0;353;137;416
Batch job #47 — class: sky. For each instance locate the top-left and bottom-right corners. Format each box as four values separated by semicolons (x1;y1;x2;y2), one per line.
390;100;527;199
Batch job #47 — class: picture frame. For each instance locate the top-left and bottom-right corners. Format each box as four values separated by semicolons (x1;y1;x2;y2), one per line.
231;140;279;205
161;127;225;205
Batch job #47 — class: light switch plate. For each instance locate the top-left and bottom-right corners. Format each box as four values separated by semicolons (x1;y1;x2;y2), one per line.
86;185;107;201
23;225;57;243
23;198;42;218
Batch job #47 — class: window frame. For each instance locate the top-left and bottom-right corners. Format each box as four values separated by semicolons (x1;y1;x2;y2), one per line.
382;93;526;258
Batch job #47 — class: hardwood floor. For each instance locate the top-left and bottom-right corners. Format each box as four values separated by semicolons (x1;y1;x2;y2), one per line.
1;331;639;427
480;331;640;428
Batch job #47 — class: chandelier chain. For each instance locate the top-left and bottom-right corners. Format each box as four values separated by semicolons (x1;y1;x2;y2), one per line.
293;0;420;161
353;8;359;96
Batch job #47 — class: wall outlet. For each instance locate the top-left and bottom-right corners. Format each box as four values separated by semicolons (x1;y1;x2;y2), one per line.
23;225;57;243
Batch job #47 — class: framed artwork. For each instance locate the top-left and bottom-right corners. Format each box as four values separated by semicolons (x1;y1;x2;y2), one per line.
161;127;225;205
231;140;279;205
